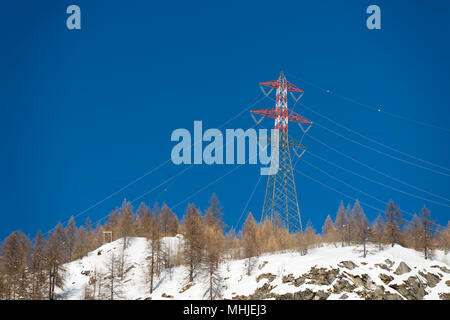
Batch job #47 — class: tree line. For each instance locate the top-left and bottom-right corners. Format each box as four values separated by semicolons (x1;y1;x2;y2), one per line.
0;194;449;300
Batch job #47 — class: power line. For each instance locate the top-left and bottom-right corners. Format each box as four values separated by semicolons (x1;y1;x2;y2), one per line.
298;101;450;173
287;72;450;133
234;174;263;231
313;120;450;177
293;168;383;214
308;134;450;205
301;158;416;217
45;92;267;235
306;151;450;206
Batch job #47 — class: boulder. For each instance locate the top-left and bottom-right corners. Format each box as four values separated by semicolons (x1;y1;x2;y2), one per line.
418;271;441;288
338;261;358;270
390;276;426;300
256;273;276;283
394;262;411;275
379;273;394;284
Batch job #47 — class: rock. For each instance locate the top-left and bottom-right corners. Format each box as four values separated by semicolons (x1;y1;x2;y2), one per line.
338;261;358;270
314;290;330;300
332;279;356;294
339;293;349;300
161;293;174;299
431;265;450;274
258;261;268;270
384;259;394;268
344;272;376;290
282;274;295;284
179;283;195;294
97;250;102;256
81;270;91;276
304;267;339;286
446;280;450;287
256;273;276;283
394;262;411;275
374;263;390;271
144;296;152;300
277;289;316;300
390;276;426;300
125;265;135;273
419;271;441;288
379;273;394;284
438;293;450;300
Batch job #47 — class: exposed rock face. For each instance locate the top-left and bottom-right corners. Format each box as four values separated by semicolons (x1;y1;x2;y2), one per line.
390;276;426;300
418;271;441;288
256;273;276;283
234;259;447;300
338;261;358;270
282;273;305;287
438;293;450;300
379;273;394;284
394;262;412;275
431;265;450;274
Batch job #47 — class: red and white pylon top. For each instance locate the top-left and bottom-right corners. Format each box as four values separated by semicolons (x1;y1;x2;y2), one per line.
251;71;311;133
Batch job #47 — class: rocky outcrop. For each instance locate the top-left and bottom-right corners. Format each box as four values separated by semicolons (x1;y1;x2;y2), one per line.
338;261;358;270
379;273;394;284
390;276;426;300
256;273;276;283
418;271;441;288
234;260;446;300
394;262;412;275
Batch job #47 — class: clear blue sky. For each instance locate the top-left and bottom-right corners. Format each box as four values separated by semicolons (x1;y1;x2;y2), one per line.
1;0;449;240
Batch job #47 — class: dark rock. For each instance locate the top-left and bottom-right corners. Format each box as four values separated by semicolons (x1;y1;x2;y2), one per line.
390;276;426;300
379;273;394;284
338;261;358;270
394;262;411;275
438;293;450;300
374;263;390;271
431;265;450;274
419;271;441;288
256;273;277;283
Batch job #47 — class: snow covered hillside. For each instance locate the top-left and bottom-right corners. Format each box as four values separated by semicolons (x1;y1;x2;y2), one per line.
58;236;450;300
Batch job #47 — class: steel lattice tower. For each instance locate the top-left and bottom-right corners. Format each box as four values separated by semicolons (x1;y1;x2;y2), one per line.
251;72;311;233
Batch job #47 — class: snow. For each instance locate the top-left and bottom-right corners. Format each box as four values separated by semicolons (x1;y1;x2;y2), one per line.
57;237;450;300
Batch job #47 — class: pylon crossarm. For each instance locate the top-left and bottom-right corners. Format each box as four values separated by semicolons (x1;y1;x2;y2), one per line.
250;108;311;124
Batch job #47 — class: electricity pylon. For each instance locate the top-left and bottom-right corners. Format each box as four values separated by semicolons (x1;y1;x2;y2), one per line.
251;71;312;233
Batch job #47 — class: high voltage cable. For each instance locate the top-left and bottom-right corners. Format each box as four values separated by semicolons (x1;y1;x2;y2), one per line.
234;175;263;231
286;72;450;133
306;151;450;207
91;121;263;228
301;158;416;217
267;94;450;177
298;101;450;173
44;93;267;235
308;134;450;205
293;168;384;214
313;121;450;177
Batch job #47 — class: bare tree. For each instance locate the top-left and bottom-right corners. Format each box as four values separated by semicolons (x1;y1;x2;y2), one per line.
335;201;346;247
203;226;225;300
182;204;205;282
384;200;404;247
419;206;435;260
242;213;259;276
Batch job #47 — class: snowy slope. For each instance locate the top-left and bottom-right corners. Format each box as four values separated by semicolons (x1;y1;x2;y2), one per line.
58;236;450;300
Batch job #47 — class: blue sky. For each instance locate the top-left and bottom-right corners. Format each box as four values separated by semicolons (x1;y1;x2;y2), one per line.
1;0;449;240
